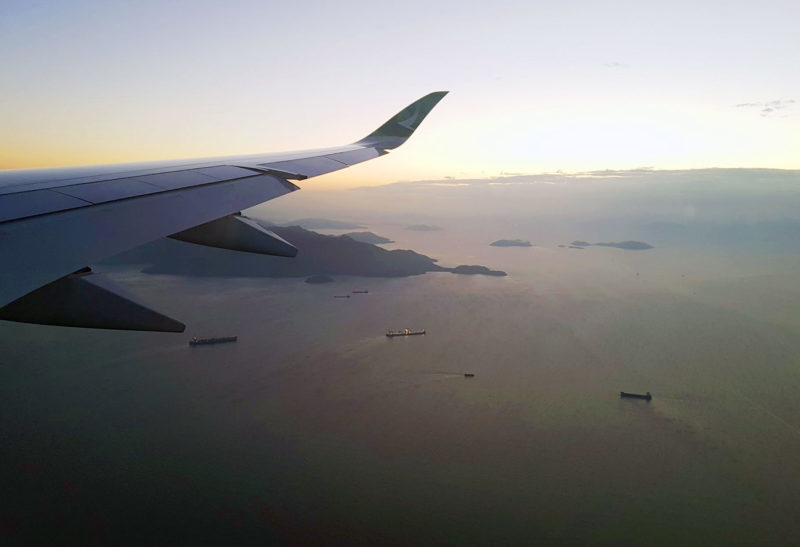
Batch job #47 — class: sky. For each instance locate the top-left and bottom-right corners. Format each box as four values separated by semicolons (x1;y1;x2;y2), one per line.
1;0;798;188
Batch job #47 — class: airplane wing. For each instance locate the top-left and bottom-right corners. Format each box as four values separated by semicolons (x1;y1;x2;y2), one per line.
0;91;448;332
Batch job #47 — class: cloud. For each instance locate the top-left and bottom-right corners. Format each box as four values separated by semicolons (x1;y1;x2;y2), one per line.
734;99;795;117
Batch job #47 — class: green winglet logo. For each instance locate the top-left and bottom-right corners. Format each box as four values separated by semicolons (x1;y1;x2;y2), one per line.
358;91;448;146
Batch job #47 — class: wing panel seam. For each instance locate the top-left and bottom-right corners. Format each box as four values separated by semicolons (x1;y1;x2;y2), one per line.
0;171;271;226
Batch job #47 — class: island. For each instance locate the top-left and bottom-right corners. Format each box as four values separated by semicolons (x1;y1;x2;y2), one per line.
102;225;506;279
342;232;394;244
305;275;334;284
405;224;442;231
490;239;532;247
567;240;653;250
448;265;507;276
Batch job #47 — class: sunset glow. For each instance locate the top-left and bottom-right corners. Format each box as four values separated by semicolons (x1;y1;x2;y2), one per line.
2;0;798;187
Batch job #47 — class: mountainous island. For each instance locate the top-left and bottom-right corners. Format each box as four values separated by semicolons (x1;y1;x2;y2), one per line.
102;225;506;278
490;239;532;247
405;224;442;231
342;232;394;244
568;240;653;250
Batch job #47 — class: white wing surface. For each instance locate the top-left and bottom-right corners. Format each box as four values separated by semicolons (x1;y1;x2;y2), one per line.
0;92;448;331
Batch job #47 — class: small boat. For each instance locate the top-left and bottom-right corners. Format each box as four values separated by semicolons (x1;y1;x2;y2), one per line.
620;391;652;401
334;295;350;298
464;373;475;378
386;328;425;337
352;290;369;294
189;336;237;346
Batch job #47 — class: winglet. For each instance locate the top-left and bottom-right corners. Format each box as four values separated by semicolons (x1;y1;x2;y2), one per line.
356;91;448;148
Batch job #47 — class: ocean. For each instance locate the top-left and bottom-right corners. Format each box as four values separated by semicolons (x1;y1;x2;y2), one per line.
3;223;800;544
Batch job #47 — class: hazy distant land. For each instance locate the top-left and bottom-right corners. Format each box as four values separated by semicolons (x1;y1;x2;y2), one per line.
342;231;394;244
490;239;532;247
569;240;653;250
405;224;442;231
284;218;366;230
596;241;653;250
102;225;506;278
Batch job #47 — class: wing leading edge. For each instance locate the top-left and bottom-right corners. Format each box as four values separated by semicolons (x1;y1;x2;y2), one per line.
0;92;448;331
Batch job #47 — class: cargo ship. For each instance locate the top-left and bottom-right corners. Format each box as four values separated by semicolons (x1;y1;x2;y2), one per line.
620;391;652;401
386;328;426;337
189;336;237;346
334;295;350;299
352;290;369;294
